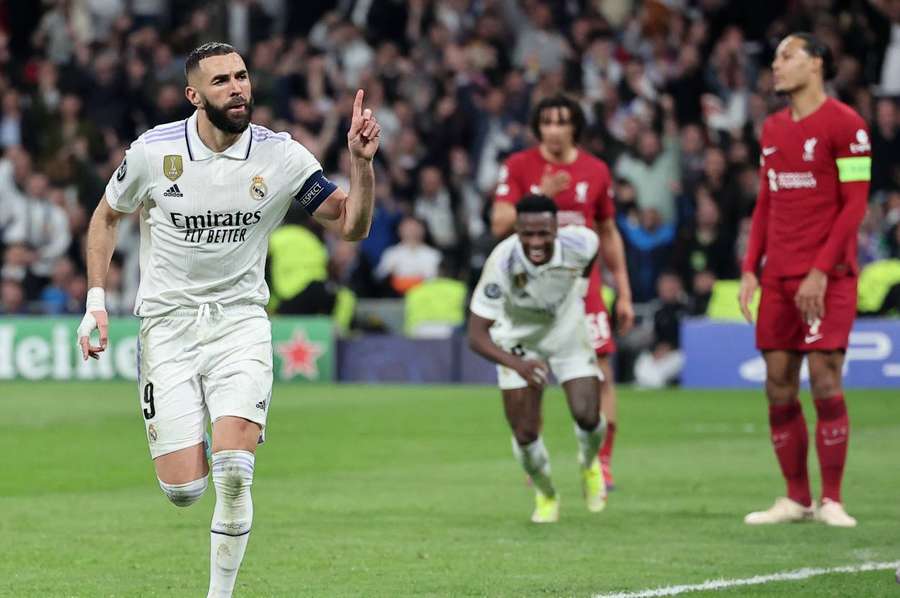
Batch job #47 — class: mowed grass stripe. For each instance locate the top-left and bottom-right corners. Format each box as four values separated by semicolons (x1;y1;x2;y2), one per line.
1;383;898;597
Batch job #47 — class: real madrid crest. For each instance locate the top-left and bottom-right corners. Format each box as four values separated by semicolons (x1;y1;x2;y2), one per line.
514;272;528;289
250;175;268;201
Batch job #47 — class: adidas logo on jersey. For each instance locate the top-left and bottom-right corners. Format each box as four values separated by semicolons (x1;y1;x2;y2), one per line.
163;184;183;198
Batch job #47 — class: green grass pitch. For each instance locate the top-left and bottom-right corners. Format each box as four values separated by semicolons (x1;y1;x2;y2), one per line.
1;382;899;597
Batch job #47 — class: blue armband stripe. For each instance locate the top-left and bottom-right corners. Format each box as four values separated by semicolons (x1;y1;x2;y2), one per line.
295;170;337;214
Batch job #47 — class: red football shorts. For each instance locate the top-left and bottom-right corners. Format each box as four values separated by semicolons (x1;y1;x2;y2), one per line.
585;269;615;356
756;274;857;352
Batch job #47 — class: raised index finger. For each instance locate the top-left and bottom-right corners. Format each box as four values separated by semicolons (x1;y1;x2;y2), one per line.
353;89;364;118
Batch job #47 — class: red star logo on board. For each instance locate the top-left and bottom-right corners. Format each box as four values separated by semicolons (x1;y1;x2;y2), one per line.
275;330;324;380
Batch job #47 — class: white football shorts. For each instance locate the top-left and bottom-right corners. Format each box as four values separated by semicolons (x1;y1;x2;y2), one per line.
495;341;601;390
137;304;273;459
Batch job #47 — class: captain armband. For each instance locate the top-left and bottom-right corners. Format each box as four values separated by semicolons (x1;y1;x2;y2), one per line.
294;170;338;214
835;157;871;183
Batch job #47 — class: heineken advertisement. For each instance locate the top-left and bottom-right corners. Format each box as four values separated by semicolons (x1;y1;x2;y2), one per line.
0;316;334;382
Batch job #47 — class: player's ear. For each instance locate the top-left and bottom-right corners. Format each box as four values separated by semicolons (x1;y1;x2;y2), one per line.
185;86;202;109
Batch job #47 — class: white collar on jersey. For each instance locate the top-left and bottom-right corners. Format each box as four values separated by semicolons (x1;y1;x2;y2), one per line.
184;111;253;161
514;237;563;275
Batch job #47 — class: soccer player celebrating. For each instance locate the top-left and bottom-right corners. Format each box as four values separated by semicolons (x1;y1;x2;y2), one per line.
470;194;607;523
739;33;870;527
491;95;633;490
76;43;380;595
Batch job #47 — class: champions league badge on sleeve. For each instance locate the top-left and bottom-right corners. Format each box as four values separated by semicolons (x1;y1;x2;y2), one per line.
250;175;268;200
116;158;127;182
484;283;502;299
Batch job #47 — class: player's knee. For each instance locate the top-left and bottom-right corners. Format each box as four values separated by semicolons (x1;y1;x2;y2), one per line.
212;450;255;501
513;425;540;447
764;374;798;403
569;393;600;430
810;376;841;400
158;476;208;507
573;409;600;432
808;360;842;398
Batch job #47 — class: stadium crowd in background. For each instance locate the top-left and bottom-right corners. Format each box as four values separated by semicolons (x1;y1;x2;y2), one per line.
1;0;899;372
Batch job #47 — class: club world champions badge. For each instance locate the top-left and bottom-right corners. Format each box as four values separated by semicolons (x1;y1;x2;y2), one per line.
163;155;183;181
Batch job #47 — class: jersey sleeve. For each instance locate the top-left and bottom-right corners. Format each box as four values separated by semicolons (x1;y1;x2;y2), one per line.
285;139;336;215
470;247;510;321
105;140;152;213
595;162;615;222
493;157;525;204
833;116;872;180
742;121;771;274
812;114;871;273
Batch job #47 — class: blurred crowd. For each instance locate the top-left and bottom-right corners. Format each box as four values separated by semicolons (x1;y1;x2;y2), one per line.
1;0;899;348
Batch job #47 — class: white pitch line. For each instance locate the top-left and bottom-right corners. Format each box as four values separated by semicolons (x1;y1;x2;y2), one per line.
593;561;900;598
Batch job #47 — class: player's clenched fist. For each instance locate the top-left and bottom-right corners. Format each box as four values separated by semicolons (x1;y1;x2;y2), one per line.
77;287;108;360
347;89;381;161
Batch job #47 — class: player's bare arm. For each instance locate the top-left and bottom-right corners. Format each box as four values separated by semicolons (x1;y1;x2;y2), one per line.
491;201;517;238
491;167;573;239
738;271;759;324
78;195;127;360
596;217;634;333
467;313;549;389
313;89;378;241
739;128;772;324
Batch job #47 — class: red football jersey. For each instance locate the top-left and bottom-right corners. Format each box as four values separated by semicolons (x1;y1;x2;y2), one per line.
494;147;615;227
743;97;871;279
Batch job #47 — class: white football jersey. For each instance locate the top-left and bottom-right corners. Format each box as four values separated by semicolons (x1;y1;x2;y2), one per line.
105;112;327;317
470;225;599;353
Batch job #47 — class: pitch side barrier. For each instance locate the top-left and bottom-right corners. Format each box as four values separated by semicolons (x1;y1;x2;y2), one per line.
0;316;334;382
682;318;900;388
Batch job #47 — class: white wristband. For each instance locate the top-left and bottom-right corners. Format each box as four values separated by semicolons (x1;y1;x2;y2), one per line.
86;287;106;312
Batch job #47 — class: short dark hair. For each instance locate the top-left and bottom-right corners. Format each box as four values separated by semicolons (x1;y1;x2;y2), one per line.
516;194;558;216
789;32;836;80
530;94;585;142
184;42;240;81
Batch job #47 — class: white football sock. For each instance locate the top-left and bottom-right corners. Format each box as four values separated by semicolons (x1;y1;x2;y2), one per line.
208;450;255;598
158;476;208;507
511;436;555;498
574;415;606;467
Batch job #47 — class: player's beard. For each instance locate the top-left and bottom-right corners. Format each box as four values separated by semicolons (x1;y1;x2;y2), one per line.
203;95;253;134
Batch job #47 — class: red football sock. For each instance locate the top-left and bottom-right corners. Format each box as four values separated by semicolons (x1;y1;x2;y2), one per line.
814;395;849;503
598;421;616;464
768;400;811;507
